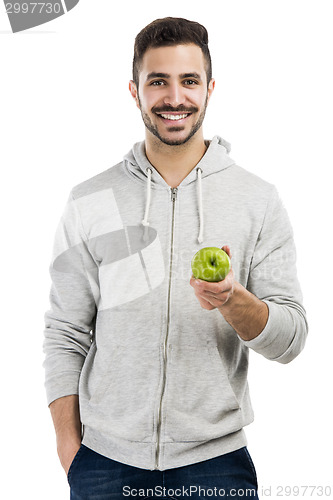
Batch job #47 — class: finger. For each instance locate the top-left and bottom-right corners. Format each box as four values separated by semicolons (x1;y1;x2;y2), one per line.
222;245;232;259
191;277;220;308
202;289;232;300
193;278;228;294
197;291;227;308
196;294;216;310
189;276;197;287
201;291;230;305
203;275;233;294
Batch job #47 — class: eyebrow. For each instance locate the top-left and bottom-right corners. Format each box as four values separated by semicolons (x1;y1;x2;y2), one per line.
146;72;202;81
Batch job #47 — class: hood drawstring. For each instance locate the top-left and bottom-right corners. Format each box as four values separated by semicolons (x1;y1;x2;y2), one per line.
196;167;204;243
141;166;204;244
141;167;152;241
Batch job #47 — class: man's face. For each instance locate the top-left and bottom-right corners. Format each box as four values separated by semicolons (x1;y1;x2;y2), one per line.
130;44;215;146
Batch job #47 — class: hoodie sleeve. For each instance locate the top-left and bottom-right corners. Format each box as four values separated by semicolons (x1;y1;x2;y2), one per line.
43;191;98;406
242;185;308;363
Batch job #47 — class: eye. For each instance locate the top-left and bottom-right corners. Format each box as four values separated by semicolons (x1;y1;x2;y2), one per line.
184;79;198;86
150;80;165;86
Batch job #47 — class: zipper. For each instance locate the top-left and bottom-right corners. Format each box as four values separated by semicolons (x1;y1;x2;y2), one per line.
155;187;178;469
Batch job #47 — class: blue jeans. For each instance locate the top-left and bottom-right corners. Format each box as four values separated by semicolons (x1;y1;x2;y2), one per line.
68;445;259;499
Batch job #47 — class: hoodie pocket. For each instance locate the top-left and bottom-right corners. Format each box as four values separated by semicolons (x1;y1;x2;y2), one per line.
85;344;157;442
165;344;242;442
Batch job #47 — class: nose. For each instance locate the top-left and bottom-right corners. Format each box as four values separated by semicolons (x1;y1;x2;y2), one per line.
163;82;185;108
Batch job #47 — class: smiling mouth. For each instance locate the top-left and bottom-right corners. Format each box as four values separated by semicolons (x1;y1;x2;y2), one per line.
159;113;190;120
156;112;192;122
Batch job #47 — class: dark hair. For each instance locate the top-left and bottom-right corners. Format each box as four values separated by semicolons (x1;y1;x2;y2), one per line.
133;17;212;88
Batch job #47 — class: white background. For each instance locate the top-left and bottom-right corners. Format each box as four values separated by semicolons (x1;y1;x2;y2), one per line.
1;1;332;498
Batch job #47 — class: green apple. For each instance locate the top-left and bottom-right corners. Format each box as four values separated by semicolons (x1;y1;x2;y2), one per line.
191;247;231;282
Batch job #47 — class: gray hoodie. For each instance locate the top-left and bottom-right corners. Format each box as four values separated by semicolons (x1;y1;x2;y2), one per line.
43;136;308;471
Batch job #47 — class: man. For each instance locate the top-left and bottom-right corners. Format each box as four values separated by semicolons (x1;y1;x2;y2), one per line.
43;17;308;499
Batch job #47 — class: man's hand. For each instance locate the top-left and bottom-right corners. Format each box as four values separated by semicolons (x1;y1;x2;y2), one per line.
190;245;268;341
57;437;81;476
190;245;234;311
49;395;82;476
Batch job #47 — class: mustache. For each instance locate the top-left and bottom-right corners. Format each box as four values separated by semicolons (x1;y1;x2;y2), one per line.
152;105;198;114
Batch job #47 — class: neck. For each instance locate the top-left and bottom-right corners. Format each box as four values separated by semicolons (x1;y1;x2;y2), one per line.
145;130;207;188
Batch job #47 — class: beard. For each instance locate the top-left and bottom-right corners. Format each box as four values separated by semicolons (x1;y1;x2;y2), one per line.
138;95;208;146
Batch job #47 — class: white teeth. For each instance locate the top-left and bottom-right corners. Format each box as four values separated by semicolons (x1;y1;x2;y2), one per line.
160;113;189;120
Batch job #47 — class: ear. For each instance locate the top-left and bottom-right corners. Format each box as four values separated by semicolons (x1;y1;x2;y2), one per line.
129;80;140;109
207;78;215;103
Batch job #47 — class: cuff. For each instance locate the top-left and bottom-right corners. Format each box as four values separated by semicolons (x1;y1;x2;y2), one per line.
44;371;81;406
238;300;295;362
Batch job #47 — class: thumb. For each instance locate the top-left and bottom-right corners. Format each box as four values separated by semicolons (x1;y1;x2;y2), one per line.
221;245;232;259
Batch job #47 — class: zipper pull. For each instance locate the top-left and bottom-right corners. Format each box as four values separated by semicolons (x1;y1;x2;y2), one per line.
171;187;178;201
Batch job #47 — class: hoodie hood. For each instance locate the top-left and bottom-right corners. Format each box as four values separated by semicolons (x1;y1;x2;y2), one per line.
124;135;235;188
124;136;236;243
